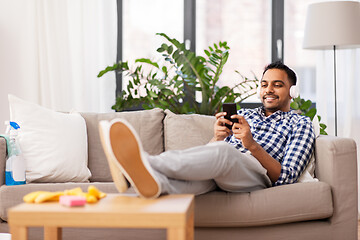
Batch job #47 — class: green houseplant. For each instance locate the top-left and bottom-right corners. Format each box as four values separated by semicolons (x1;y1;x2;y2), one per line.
98;33;258;115
290;97;327;135
98;33;327;134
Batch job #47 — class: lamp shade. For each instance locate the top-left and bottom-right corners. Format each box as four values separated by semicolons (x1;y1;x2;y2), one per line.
303;1;360;50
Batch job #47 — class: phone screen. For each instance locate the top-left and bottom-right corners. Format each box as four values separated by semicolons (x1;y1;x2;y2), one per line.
222;103;238;130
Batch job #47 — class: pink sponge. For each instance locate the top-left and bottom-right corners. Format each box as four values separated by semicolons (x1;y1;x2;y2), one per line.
60;195;86;207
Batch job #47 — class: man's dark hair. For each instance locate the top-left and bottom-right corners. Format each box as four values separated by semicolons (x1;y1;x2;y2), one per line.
262;61;297;86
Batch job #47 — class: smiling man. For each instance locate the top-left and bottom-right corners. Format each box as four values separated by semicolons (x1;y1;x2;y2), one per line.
221;61;314;186
261;64;297;115
99;61;316;199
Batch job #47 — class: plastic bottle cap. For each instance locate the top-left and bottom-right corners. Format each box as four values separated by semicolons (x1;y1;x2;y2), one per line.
9;122;20;130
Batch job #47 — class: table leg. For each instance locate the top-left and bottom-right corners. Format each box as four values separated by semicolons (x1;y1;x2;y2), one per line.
168;211;194;240
167;227;186;240
186;211;194;240
10;226;27;240
44;226;62;240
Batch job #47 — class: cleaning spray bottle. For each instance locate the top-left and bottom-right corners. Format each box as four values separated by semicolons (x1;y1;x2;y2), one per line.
5;121;26;185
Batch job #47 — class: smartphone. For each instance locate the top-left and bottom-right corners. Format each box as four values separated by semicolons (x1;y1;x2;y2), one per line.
222;103;238;130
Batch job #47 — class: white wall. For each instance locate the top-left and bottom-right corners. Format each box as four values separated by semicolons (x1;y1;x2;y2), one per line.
0;0;39;133
0;0;117;133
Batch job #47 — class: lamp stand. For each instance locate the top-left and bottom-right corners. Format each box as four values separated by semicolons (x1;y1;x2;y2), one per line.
333;45;337;136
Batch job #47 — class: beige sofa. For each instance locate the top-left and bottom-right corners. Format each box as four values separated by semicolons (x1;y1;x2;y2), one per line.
0;108;357;240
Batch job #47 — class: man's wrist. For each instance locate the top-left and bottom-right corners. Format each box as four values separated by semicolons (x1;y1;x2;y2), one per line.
247;141;261;153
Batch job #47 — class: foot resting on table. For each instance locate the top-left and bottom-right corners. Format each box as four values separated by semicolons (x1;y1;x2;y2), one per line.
99;119;161;199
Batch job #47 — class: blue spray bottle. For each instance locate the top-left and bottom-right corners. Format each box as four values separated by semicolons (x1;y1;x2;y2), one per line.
5;121;26;185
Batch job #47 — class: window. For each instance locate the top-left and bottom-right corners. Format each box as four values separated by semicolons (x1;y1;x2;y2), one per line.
284;0;318;101
196;0;271;102
122;0;184;90
118;0;317;104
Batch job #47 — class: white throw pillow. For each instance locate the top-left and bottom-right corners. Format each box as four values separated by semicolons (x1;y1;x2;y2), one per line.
8;94;91;183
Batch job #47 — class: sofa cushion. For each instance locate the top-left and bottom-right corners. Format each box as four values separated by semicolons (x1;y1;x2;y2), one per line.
80;108;165;182
0;182;333;226
164;109;216;151
9;94;91;183
0;182;119;221
194;181;333;227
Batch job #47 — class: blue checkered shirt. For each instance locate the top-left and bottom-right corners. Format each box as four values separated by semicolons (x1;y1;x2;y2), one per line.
224;107;315;186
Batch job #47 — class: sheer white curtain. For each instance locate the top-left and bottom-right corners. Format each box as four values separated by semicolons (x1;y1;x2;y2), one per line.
28;0;117;112
316;48;360;214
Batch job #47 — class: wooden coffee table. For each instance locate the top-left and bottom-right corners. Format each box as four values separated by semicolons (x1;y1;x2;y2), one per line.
8;194;194;240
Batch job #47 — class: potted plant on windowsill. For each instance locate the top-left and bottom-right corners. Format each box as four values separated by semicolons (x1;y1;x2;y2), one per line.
98;33;327;134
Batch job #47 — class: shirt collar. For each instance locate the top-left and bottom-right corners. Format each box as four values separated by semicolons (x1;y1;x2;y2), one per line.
256;106;293;121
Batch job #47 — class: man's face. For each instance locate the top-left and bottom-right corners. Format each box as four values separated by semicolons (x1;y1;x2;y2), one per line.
260;68;292;116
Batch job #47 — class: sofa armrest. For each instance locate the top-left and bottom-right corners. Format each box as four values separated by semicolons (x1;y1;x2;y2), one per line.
315;135;357;239
0;137;6;186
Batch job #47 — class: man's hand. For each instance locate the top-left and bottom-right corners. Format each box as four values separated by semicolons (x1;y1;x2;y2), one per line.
210;112;232;142
231;115;256;151
231;115;281;183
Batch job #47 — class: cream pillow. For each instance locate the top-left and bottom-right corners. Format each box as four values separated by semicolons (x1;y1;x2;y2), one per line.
8;94;91;183
298;115;320;183
164;109;216;151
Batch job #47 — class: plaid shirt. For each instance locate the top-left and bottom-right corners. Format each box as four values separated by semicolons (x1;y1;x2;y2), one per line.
224;107;315;186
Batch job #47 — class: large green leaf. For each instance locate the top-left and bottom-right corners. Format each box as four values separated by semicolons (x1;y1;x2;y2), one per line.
135;58;159;69
290;101;300;109
300;100;312;110
305;108;317;120
97;61;129;77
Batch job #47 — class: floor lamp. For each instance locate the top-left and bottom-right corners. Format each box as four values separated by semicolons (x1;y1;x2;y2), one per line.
303;1;360;136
